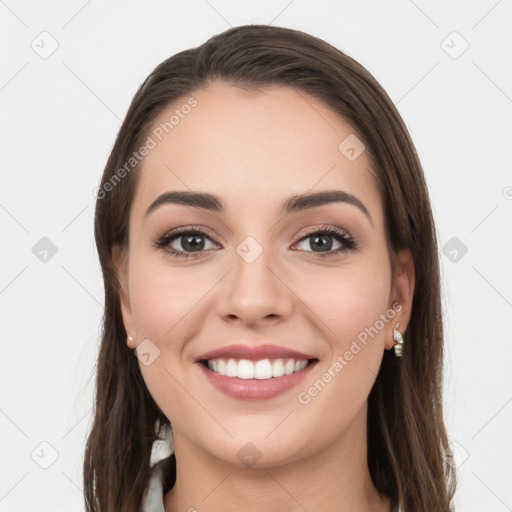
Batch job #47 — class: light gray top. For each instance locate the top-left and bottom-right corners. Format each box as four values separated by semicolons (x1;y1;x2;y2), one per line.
140;420;174;512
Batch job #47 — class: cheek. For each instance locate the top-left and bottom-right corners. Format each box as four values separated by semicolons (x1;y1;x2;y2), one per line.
301;261;391;400
126;256;210;415
298;259;390;344
127;266;193;422
293;273;390;442
128;254;206;341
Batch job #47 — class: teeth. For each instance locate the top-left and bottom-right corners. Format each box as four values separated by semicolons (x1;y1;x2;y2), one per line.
284;359;295;375
294;360;305;372
272;359;285;377
206;358;309;379
255;359;272;379
226;358;238;377
238;359;254;379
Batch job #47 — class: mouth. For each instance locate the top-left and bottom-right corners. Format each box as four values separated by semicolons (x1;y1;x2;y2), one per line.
199;357;317;379
196;356;319;400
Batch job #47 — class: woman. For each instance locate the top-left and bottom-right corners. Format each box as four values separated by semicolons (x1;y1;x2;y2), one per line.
84;24;457;512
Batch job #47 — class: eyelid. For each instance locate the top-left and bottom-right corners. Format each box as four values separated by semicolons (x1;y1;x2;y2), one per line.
156;225;223;245
296;224;351;239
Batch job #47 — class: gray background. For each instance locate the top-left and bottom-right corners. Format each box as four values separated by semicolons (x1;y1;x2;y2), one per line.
1;1;511;510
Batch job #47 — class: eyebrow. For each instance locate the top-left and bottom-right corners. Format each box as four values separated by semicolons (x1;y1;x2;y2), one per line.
144;189;372;224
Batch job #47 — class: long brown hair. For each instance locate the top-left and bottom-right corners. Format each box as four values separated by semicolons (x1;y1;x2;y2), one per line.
85;24;456;512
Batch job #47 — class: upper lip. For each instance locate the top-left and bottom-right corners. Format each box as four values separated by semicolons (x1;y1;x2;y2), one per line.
196;344;316;362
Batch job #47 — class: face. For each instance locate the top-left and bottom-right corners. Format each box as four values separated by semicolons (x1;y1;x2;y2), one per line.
114;82;414;468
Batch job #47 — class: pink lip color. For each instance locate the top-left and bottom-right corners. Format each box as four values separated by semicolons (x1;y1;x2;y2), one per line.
197;360;317;400
197;343;315;362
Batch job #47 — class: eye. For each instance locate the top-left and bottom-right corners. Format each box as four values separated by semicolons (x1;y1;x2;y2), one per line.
154;226;219;259
293;226;357;257
154;224;357;260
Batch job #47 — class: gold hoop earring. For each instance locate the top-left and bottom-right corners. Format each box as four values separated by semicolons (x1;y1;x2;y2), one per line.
393;323;404;358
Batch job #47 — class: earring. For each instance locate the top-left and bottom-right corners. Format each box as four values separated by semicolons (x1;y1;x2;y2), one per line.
393;323;404;358
128;335;133;342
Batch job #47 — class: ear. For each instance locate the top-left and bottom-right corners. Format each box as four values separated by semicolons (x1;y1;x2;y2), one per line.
112;244;137;350
385;247;415;350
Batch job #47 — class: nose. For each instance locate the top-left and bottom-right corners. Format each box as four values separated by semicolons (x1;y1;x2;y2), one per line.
214;240;294;328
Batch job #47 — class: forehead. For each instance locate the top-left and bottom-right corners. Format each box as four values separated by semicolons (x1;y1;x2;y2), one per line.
132;82;382;223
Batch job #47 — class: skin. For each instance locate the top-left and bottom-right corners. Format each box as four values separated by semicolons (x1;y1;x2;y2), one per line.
113;82;415;512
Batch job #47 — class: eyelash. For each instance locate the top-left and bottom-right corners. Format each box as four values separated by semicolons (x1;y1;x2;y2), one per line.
154;224;357;260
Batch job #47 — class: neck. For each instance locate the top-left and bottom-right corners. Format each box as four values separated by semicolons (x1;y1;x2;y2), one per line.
164;405;390;512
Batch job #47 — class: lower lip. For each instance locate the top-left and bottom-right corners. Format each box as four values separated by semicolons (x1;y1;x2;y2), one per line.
197;361;317;400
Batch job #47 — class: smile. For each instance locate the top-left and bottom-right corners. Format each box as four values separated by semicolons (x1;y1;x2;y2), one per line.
198;357;318;400
205;357;309;379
